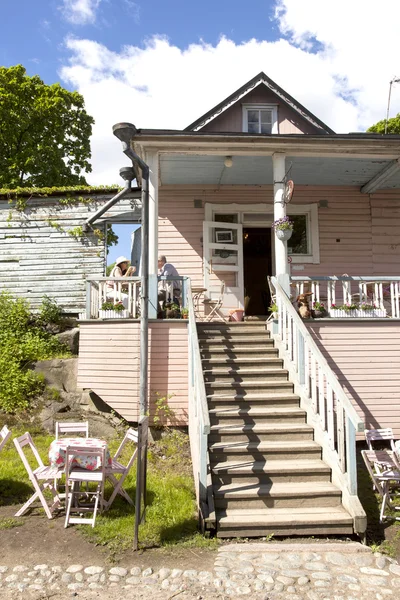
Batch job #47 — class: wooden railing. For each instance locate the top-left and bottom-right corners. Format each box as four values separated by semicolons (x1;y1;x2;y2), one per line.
186;278;211;511
271;277;365;531
85;277;141;319
291;276;400;318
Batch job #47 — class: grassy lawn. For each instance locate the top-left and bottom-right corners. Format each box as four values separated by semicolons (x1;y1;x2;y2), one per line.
0;423;218;559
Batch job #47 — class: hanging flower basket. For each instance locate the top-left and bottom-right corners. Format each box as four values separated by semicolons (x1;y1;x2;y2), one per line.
275;228;293;241
272;217;294;241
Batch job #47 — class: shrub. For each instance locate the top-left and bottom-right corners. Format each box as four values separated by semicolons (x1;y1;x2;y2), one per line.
0;292;71;413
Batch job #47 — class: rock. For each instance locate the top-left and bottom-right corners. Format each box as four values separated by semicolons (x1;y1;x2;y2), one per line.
171;569;183;579
389;564;400;576
35;359;78;393
236;586;251;594
34;564;48;571
5;575;18;583
325;552;350;567
67;583;84;591
56;328;80;355
0;568;8;574
61;573;73;584
183;570;197;578
274;582;285;592
66;566;83;574
125;577;141;585
297;576;310;586
277;575;295;585
257;574;274;584
161;579;170;589
88;583;103;589
142;567;153;577
84;566;104;575
304;562;327;571
337;574;358;584
74;573;83;582
130;567;141;576
109;575;120;583
13;566;28;573
158;568;171;581
87;574;100;583
143;577;158;585
360;567;389;576
109;567;127;577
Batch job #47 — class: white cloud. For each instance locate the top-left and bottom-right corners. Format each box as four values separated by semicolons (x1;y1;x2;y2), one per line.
60;1;400;184
61;0;101;25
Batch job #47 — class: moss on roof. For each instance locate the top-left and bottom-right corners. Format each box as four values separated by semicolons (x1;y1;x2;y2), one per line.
0;185;121;199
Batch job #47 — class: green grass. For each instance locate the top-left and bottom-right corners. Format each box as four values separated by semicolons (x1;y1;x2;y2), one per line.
0;425;218;559
0;517;24;530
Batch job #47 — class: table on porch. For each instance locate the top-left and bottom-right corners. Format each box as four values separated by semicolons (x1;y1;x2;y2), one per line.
191;286;207;321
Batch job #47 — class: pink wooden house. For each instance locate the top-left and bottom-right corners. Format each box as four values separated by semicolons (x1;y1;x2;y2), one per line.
78;72;400;539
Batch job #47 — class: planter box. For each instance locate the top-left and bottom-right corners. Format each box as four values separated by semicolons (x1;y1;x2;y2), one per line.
99;309;129;319
329;308;386;318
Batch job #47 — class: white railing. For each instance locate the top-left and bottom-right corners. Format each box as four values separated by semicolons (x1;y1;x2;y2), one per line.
271;277;366;533
85;277;141;319
291;276;400;318
186;278;211;509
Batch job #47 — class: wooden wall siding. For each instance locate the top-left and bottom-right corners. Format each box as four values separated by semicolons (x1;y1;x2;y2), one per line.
158;185;400;288
307;321;400;437
200;86;319;134
0;195;140;311
77;321;189;423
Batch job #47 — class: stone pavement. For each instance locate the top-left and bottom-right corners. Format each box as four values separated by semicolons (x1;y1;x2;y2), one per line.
2;542;400;599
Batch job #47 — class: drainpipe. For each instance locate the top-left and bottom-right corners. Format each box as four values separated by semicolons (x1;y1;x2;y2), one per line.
113;123;150;418
82;166;140;231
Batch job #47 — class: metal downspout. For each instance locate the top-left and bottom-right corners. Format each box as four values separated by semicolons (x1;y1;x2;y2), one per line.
113;123;150;418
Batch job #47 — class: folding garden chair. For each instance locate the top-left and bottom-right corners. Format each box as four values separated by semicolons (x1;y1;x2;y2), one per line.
55;421;89;440
365;428;396;451
64;445;106;528
104;428;138;510
13;432;62;519
0;425;11;453
203;281;225;322
361;449;400;522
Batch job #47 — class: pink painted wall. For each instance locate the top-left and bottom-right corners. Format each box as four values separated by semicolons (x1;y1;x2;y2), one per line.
200;86;320;134
77;320;189;424
307;321;400;437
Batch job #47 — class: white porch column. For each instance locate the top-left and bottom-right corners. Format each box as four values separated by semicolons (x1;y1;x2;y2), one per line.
147;150;159;318
272;152;290;295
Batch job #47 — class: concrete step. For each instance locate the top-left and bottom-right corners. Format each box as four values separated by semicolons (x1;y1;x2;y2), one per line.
206;381;293;394
209;406;306;425
213;481;342;509
209;440;321;461
211;459;331;485
198;327;269;338
209;422;314;443
204;368;289;383
199;335;273;345
201;346;279;359
207;392;300;410
202;357;283;369
216;506;353;537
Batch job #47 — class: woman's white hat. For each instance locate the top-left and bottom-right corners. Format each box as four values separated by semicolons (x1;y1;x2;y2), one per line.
115;256;129;266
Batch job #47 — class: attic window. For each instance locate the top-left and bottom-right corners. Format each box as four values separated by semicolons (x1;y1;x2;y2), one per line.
242;104;278;134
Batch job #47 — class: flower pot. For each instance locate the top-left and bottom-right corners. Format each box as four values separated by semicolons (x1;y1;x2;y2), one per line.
329;308;386;318
99;309;129;319
275;228;293;241
229;309;244;322
182;313;189;320
313;309;327;318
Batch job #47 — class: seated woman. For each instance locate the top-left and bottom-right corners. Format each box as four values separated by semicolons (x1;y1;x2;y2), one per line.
107;256;136;309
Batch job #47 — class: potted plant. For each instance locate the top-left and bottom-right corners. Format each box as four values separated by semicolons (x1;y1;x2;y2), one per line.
99;301;129;319
268;302;279;319
164;302;181;319
329;302;386;318
272;216;294;241
312;301;327;318
181;307;189;320
229;308;244;322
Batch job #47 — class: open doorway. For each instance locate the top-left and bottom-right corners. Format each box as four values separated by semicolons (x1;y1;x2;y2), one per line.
106;223;141;275
243;227;272;316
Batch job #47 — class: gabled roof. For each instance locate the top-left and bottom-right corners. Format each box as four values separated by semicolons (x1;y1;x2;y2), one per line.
184;71;335;135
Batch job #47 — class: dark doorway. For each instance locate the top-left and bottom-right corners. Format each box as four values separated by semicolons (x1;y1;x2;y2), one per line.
243;227;272;316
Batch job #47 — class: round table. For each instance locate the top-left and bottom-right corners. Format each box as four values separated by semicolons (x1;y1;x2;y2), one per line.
49;437;112;471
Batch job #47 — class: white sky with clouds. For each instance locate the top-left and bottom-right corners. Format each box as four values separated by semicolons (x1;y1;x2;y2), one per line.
59;0;400;185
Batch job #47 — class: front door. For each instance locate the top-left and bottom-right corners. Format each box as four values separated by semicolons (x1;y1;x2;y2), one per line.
243;227;272;316
203;220;244;313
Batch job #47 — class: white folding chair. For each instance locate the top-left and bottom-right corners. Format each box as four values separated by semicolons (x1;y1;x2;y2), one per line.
365;428;396;451
104;428;138;510
64;445;106;528
55;421;89;440
204;281;225;322
14;433;61;520
0;425;11;452
362;449;400;522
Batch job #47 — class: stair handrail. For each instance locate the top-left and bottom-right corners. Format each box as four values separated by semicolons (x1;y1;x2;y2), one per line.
271;277;364;499
186;278;211;508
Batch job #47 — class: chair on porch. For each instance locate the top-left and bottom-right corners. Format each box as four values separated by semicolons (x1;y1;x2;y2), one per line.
365;428;396;452
14;432;62;519
203;281;225;322
361;449;400;522
0;425;11;453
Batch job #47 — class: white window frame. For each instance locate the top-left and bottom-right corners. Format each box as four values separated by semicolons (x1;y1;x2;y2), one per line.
242;104;278;134
205;203;320;265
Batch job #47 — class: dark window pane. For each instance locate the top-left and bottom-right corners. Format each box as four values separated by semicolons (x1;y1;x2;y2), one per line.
260;110;272;123
288;214;308;254
247;110;259;122
261;123;272;134
248;122;258;134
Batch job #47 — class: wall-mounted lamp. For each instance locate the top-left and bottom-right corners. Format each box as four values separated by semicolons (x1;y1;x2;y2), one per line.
224;156;233;168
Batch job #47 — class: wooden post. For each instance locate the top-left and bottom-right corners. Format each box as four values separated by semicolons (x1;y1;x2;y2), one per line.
86;281;92;319
134;415;149;551
346;417;357;495
272;152;289;295
147;151;159;319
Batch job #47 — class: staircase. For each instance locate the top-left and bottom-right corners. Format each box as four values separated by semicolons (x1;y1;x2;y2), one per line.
198;321;354;538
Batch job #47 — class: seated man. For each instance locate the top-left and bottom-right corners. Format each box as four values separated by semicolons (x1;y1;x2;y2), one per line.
158;255;181;305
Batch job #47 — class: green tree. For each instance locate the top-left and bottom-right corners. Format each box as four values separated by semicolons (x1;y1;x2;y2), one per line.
0;65;94;187
367;114;400;134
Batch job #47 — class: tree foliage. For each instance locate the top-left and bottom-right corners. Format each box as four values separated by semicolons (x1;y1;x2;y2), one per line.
0;65;94;188
367;114;400;134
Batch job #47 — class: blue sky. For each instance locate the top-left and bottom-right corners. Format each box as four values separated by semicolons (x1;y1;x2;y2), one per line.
3;0;400;261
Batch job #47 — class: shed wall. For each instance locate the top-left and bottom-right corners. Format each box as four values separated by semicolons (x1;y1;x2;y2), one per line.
77;320;189;423
306;321;400;437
